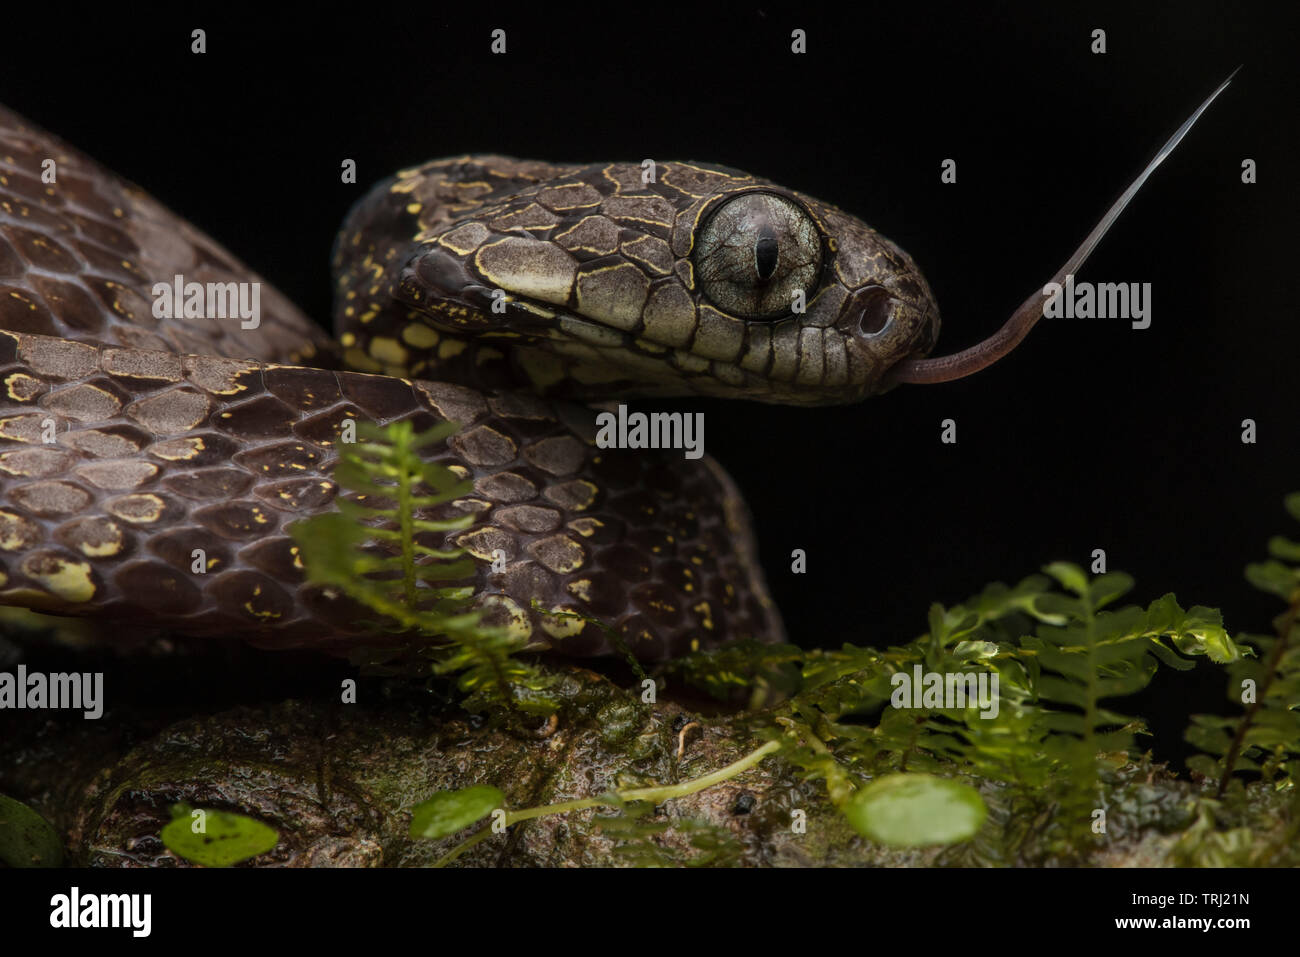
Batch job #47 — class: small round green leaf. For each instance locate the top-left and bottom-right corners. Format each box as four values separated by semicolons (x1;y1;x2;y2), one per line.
160;809;278;867
0;793;64;867
410;785;504;839
843;773;986;847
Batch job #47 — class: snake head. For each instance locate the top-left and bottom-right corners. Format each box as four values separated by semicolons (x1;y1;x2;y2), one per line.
339;158;939;405
341;71;1235;402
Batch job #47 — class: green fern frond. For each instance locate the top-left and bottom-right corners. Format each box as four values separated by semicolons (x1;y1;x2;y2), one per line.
724;564;1248;853
1188;492;1300;793
289;419;559;715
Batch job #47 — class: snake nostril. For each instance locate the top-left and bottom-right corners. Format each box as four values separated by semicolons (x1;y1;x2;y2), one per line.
854;287;894;336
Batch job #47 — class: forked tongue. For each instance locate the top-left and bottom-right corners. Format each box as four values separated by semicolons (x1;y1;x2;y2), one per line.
888;69;1239;386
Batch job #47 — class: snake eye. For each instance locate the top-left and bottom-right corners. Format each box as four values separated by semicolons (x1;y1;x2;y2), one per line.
693;192;822;320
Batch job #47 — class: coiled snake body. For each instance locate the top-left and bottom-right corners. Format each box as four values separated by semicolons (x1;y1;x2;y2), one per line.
0;79;1228;659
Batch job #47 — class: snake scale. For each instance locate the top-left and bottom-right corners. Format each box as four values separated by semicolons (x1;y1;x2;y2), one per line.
0;78;1229;661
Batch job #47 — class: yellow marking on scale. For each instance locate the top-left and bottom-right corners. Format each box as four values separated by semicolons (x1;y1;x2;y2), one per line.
400;323;439;349
24;556;96;603
368;336;408;365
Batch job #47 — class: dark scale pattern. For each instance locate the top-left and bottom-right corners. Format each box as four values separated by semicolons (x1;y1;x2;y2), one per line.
0;105;790;659
0;107;336;367
0;330;781;657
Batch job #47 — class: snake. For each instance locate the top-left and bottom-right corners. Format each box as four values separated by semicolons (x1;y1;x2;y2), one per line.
0;76;1230;661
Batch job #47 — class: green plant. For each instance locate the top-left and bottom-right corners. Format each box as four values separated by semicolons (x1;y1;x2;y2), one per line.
0;793;63;867
160;804;278;867
289;419;559;715
412;740;781;867
735;566;1243;855
1187;492;1300;794
294;424;1295;864
412;566;1251;864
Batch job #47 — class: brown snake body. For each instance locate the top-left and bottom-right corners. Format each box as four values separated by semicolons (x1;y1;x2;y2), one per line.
0;75;1231;659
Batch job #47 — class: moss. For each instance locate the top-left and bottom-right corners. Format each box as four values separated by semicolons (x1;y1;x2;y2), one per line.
4;452;1299;866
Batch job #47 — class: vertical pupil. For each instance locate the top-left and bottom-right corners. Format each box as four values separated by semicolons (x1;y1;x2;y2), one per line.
754;231;779;282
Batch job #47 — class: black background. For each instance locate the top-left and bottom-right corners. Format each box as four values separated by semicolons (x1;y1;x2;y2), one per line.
2;3;1296;769
0;864;1273;941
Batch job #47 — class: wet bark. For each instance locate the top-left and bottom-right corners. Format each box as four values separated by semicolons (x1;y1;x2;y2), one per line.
0;627;1292;868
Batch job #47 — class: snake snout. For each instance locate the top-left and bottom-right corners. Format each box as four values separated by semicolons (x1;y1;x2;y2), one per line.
908;294;942;359
836;277;941;397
